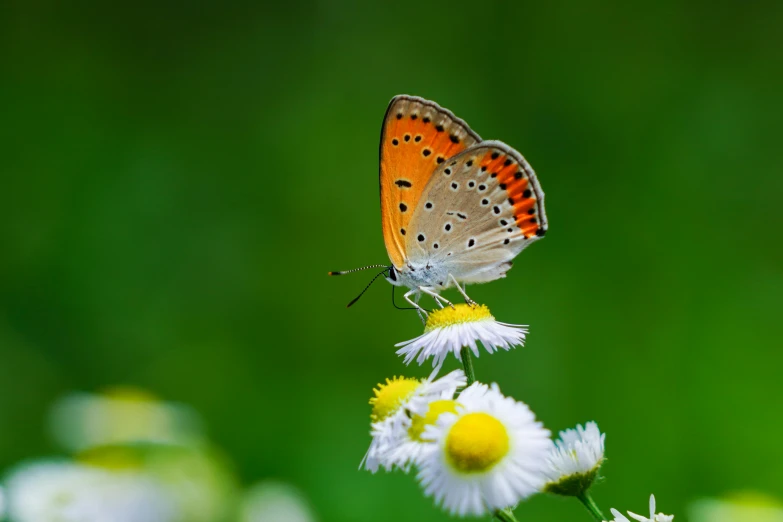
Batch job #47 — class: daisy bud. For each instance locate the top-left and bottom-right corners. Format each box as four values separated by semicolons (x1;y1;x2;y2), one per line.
543;421;606;497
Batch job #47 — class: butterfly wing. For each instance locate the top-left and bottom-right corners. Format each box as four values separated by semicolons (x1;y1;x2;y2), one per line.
379;95;481;269
404;140;547;284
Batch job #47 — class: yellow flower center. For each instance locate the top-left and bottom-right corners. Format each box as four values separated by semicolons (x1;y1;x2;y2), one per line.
445;412;510;473
77;446;143;471
369;377;421;422
425;304;493;332
408;400;459;441
102;386;158;403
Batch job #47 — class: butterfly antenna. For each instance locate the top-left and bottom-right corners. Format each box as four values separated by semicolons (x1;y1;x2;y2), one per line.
328;264;389;276
346;268;389;308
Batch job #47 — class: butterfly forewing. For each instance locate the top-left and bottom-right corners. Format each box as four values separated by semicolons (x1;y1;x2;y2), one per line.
379;95;481;268
404;141;547;283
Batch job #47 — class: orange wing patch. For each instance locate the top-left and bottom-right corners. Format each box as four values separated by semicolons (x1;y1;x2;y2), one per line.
380;96;481;268
478;149;547;239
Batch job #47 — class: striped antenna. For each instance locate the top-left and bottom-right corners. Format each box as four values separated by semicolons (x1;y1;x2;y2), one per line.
328;264;389;276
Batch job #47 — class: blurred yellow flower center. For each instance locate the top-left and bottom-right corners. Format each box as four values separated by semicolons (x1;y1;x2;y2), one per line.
445;412;509;473
77;446;143;471
408;400;459;441
369;377;420;422
102;386;159;403
425;304;493;332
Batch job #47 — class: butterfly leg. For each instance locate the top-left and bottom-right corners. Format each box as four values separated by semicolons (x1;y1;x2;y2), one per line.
412;292;427;325
404;289;430;322
448;274;476;306
419;286;455;309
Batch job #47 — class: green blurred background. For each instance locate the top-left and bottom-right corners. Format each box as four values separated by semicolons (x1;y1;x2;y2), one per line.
1;1;782;520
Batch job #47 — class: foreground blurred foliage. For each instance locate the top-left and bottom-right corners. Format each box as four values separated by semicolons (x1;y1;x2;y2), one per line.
1;389;316;522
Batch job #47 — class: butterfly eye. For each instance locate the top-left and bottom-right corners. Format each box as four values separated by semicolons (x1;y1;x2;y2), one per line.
388;267;397;281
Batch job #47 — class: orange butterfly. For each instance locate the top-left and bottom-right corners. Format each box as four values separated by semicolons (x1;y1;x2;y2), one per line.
332;95;547;316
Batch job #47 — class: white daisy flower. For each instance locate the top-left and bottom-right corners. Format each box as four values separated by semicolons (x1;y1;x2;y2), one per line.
3;460;178;522
396;304;528;371
381;398;461;472
607;495;674;522
607;508;631;522
362;370;466;473
416;382;551;517
543;421;606;496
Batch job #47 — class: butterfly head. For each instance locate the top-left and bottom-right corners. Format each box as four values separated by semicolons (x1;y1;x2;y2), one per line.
383;265;405;287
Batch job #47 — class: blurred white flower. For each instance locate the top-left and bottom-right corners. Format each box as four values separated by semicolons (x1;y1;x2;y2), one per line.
49;387;204;452
4;460;178;522
688;492;783;522
543;421;605;496
143;445;239;522
606;495;674;522
239;481;317;522
416;382;551;517
396;304;527;371
362;370;466;473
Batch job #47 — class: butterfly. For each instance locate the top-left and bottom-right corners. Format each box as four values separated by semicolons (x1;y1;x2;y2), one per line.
331;95;547;316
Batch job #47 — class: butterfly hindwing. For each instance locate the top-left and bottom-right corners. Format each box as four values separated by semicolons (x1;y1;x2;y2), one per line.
379;95;481;268
404;141;547;283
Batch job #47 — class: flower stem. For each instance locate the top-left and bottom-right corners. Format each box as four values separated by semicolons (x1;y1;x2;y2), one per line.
494;508;519;522
459;346;476;385
577;491;607;521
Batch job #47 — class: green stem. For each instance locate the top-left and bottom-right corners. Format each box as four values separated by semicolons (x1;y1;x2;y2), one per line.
460;346;476;385
578;491;607;521
494;508;519;522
